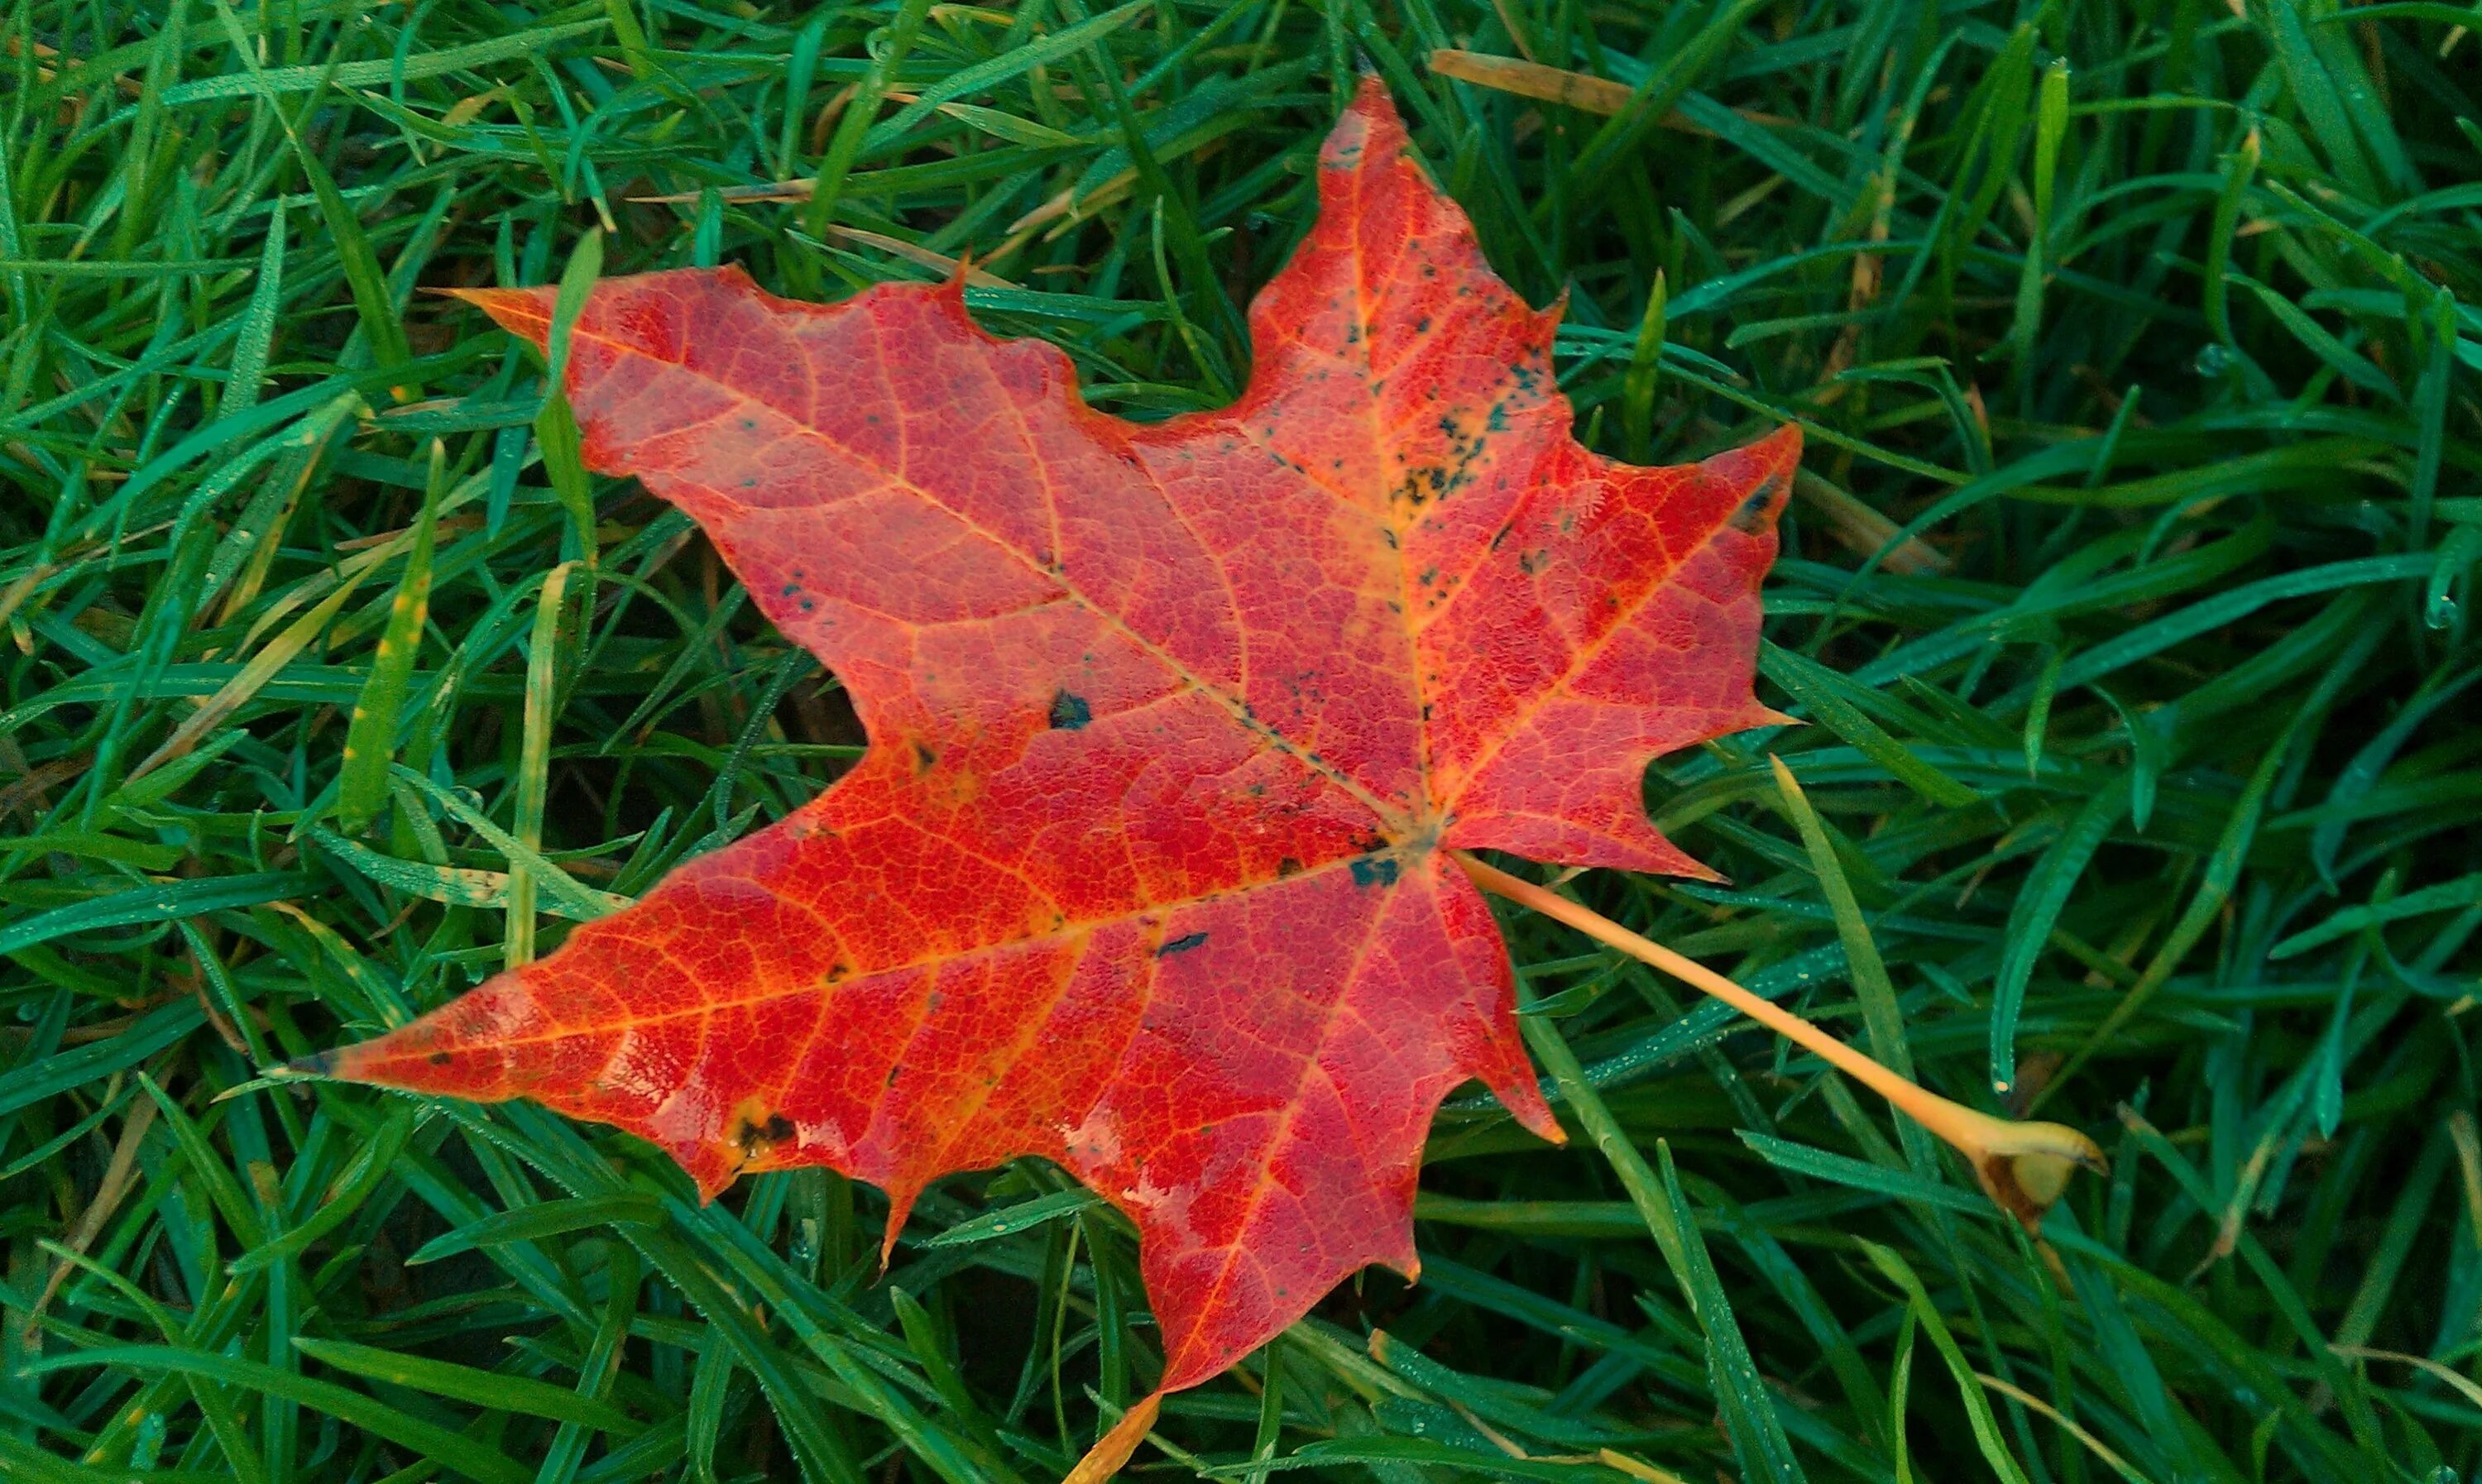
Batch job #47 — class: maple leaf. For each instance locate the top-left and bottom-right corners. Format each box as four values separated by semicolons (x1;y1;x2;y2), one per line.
323;79;1798;1400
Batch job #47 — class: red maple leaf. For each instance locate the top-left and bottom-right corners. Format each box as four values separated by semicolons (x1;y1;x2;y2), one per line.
328;79;1794;1408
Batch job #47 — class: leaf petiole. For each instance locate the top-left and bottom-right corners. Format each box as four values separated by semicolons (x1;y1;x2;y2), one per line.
1453;851;2105;1229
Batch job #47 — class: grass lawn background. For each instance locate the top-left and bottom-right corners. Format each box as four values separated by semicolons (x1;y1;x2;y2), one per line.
2;2;2479;1481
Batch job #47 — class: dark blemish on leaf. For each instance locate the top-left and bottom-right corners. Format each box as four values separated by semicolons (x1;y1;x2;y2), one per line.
740;418;757;431
826;961;851;984
1732;476;1784;534
1419;567;1438;586
735;1113;797;1155
1491;522;1514;551
1488;402;1509;433
428;1051;453;1066
1415;317;1430;333
1049;690;1092;730
1350;857;1400;889
1277;856;1303;878
913;741;937;772
1158;931;1210;957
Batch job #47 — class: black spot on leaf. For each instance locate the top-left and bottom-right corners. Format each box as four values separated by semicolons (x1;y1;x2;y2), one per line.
735;1113;797;1155
1732;476;1784;534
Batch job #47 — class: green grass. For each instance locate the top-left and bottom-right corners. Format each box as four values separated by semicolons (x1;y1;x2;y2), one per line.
3;2;2479;1482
